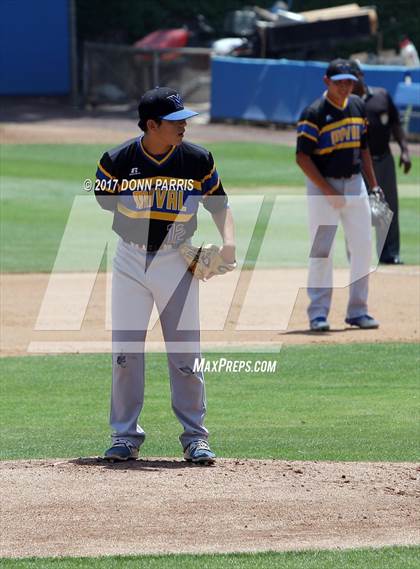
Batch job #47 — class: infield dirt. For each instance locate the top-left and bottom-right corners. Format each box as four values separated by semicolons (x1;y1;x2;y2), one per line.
1;266;419;356
1;458;419;558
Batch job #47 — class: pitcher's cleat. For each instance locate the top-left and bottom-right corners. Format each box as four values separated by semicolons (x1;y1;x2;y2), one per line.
184;440;216;465
103;440;139;462
345;315;379;329
310;317;330;332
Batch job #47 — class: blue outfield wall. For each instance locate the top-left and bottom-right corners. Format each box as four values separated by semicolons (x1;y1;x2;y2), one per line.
211;56;420;128
0;0;70;95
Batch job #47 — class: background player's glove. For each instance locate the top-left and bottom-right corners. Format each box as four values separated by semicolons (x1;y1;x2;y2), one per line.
179;243;237;280
368;186;393;229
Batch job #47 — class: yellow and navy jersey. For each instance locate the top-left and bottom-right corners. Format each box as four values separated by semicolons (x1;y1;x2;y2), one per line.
95;137;228;247
296;94;368;178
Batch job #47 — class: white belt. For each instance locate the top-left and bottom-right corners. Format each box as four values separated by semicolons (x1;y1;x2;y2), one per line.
128;241;177;252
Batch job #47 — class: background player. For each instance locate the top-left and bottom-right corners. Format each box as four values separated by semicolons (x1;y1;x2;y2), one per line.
296;59;380;332
95;87;235;463
349;59;412;264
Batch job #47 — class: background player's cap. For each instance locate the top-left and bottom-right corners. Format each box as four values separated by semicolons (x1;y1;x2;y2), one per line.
348;59;364;78
138;87;198;124
326;59;358;81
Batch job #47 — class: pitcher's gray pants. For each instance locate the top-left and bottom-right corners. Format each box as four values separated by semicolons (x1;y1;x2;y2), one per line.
110;239;207;450
306;174;373;322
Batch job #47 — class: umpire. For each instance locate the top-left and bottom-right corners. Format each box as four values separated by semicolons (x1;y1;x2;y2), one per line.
350;60;412;264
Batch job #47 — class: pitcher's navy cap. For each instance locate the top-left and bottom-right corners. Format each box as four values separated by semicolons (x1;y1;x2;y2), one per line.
138;87;198;124
326;59;358;81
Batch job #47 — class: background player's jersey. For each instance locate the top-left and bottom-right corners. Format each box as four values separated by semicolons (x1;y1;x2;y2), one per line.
296;94;368;178
95;138;228;248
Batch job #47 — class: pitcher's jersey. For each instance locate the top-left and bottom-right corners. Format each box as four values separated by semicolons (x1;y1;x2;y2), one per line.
95;137;228;247
296;94;368;178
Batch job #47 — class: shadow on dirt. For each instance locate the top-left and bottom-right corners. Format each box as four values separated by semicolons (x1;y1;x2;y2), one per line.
283;327;362;336
69;457;214;471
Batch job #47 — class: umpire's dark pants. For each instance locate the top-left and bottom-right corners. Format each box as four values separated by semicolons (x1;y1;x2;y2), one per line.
372;151;400;261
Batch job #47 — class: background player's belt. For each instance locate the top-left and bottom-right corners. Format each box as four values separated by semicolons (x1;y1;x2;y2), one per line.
372;151;391;161
328;172;359;180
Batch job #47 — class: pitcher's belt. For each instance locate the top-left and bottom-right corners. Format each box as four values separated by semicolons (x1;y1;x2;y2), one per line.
124;240;182;252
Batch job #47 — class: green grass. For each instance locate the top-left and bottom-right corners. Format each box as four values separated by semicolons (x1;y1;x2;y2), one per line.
208;142;300;188
398;196;420;264
206;142;420;190
1;144;418;271
1;547;419;568
0;343;418;462
0;144;107;183
1;143;419;187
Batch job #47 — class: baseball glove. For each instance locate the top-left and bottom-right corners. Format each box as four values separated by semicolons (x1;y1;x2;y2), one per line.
179;243;236;280
369;187;393;229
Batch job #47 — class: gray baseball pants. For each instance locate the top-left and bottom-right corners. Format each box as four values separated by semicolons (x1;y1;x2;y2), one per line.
110;238;207;450
306;174;372;321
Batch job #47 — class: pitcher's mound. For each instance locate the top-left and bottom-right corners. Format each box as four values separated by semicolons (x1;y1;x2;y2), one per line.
1;458;418;558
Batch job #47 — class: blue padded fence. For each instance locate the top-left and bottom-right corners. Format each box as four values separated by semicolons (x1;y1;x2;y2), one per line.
211;56;420;132
0;0;70;95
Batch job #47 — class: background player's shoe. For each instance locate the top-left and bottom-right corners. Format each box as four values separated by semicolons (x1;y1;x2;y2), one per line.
345;315;379;329
380;256;404;265
310;317;330;332
103;440;139;461
184;440;216;465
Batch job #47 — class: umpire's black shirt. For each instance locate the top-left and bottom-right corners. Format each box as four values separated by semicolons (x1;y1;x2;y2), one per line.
362;87;401;158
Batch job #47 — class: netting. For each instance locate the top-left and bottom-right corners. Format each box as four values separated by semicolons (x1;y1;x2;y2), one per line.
83;42;211;107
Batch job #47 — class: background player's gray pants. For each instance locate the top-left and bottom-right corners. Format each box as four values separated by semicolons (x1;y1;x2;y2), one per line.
306;175;372;322
372;151;400;261
110;239;207;450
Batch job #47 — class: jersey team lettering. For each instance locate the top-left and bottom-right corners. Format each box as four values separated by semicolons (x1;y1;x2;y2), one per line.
132;189;186;211
330;124;362;145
